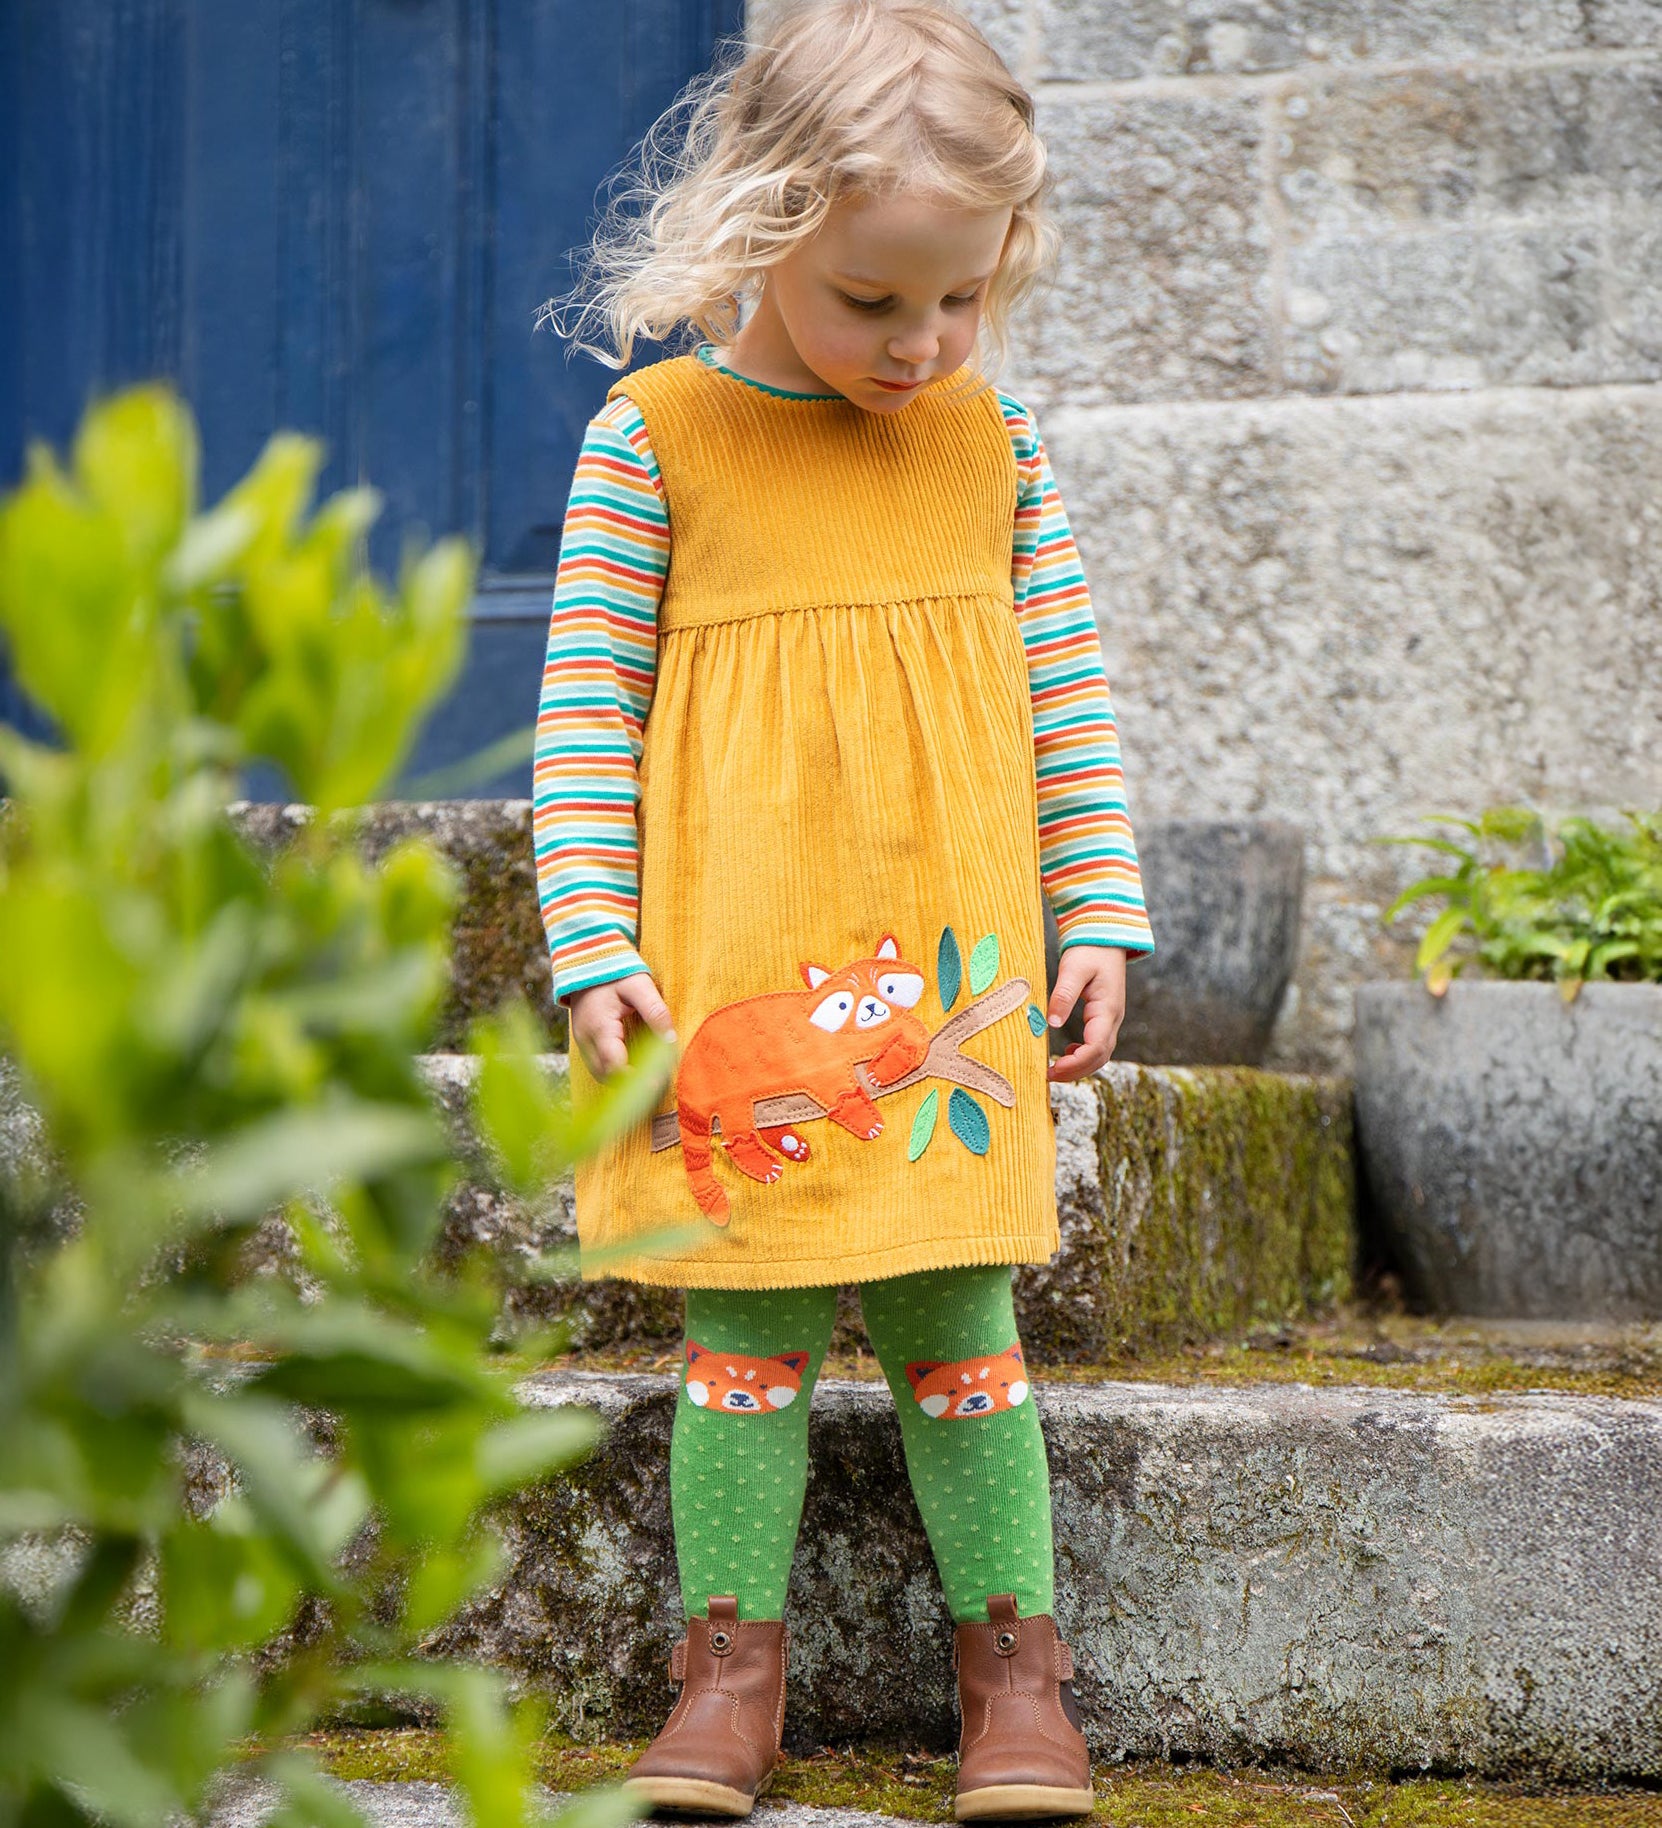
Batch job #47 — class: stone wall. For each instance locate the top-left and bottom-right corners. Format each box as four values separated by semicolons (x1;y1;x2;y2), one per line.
747;0;1662;1070
429;1371;1662;1777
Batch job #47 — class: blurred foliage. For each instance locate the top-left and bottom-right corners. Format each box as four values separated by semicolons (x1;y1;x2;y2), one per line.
1381;807;1662;998
0;386;673;1828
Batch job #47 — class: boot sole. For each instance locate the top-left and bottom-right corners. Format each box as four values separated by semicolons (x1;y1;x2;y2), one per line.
622;1776;761;1817
955;1784;1096;1820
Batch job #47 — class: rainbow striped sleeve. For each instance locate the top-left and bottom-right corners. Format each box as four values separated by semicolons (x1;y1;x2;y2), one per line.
999;391;1155;957
532;395;667;1007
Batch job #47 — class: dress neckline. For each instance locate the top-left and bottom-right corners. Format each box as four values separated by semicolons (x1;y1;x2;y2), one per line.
693;342;844;401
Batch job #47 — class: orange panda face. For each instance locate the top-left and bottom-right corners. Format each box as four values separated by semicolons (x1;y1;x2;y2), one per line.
905;1345;1028;1419
685;1342;811;1414
804;956;927;1033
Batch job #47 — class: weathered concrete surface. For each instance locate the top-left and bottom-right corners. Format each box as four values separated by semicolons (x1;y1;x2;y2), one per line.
426;1370;1662;1779
1037;383;1662;1076
1022;88;1275;406
1354;982;1662;1319
423;1055;1355;1363
994;56;1652;411
227;801;562;1052
1031;1;1662;80
208;1778;926;1828
1046;820;1304;1066
1275;64;1662;396
12;1369;1662;1779
1008;33;1662;1073
210;1782;465;1828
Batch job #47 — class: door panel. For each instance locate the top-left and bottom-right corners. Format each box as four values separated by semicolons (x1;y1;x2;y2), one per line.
2;0;742;793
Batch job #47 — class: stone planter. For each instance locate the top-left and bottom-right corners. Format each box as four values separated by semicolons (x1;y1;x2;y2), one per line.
1045;819;1304;1065
1354;981;1662;1318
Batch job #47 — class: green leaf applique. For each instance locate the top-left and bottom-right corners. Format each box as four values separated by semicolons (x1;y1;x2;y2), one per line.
937;926;962;1013
948;1087;990;1155
1027;1002;1046;1035
968;932;1000;995
908;1088;940;1162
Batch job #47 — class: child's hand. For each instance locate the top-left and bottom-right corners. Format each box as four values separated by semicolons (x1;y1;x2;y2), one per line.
568;972;678;1079
1044;945;1127;1083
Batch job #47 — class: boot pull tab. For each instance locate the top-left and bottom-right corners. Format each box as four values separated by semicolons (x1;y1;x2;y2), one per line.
669;1639;687;1684
987;1593;1021;1656
706;1594;739;1656
1058;1643;1075;1682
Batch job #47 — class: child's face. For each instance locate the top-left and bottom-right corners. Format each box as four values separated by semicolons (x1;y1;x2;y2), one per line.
759;192;1014;412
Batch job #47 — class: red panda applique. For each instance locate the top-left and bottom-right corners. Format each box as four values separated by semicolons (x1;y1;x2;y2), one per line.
684;1342;811;1414
905;1345;1029;1419
674;934;930;1224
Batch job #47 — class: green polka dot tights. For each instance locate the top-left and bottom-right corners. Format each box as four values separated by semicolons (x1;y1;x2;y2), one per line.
669;1265;1054;1624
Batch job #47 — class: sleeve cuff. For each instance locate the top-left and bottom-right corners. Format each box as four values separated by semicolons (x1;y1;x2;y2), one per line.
551;947;651;1009
1057;924;1156;961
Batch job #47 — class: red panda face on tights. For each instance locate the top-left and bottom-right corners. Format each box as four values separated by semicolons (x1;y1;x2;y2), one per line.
904;1345;1028;1419
684;1342;811;1413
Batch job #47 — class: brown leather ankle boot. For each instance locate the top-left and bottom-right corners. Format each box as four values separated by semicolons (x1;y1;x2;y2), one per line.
622;1596;787;1817
952;1594;1094;1820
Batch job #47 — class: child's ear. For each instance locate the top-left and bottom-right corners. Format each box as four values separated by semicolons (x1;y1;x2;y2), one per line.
774;1351;810;1375
686;1341;709;1366
906;1361;943;1390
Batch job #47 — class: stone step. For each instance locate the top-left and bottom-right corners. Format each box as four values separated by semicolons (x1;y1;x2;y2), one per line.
423;1369;1662;1782
210;1781;928;1828
423;1054;1356;1363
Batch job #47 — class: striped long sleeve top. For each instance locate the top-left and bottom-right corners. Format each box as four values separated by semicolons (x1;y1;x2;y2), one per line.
533;375;1154;1008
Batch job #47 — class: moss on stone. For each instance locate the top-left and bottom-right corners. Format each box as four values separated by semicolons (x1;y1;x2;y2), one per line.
1012;1068;1356;1365
288;1730;1662;1824
532;1300;1662;1399
1113;1067;1354;1355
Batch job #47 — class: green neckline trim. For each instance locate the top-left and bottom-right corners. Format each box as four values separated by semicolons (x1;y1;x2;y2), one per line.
694;343;843;401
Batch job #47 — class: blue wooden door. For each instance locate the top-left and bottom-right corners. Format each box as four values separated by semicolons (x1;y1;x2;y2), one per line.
1;0;740;791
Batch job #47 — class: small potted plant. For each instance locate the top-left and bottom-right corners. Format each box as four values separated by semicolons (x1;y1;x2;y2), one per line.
1353;807;1662;1319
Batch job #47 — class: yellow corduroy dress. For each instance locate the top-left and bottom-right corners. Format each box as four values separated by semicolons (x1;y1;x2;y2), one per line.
568;350;1058;1290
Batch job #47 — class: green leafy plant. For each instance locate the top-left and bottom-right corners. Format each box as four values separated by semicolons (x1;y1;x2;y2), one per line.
1381;806;1662;998
0;385;673;1827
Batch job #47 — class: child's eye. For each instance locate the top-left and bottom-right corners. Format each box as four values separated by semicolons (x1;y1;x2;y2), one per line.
837;292;982;312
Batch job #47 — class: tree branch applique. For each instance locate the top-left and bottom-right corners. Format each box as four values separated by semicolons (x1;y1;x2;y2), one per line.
649;926;1040;1223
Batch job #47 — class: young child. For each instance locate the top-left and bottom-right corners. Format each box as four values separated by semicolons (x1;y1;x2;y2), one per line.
534;1;1153;1816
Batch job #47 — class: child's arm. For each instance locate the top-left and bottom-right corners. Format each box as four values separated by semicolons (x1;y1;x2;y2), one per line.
1002;392;1155;1078
532;397;676;1076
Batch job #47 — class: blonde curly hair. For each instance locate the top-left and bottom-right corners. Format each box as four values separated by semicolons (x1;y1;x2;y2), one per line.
537;0;1060;401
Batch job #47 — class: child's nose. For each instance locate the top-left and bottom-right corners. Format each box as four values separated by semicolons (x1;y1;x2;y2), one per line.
888;332;938;365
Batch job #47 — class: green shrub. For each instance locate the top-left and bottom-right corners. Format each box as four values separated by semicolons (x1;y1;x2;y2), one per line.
0;386;672;1828
1382;806;1662;996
